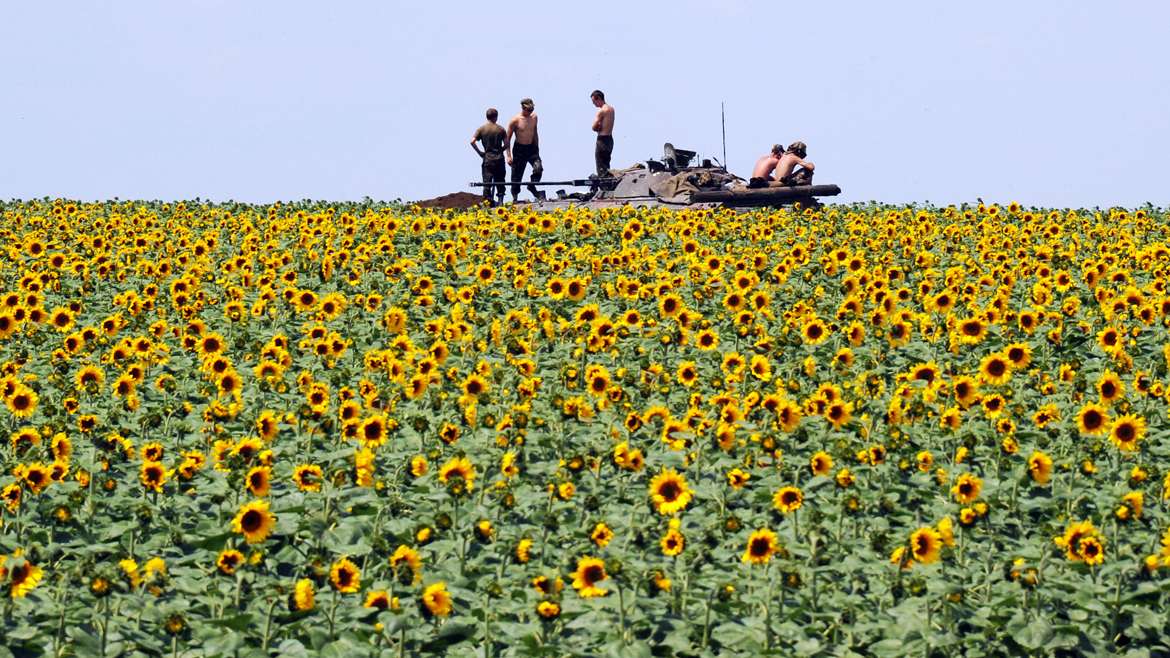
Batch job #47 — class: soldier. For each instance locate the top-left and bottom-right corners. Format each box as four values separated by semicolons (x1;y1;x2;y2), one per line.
776;142;814;186
748;142;814;188
590;90;615;178
748;144;787;188
470;108;507;206
506;98;543;203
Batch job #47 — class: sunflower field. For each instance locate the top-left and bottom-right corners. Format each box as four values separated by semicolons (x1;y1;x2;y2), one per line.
2;199;1170;657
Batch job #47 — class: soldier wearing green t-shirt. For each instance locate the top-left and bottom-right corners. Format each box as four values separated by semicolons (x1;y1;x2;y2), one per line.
471;108;507;206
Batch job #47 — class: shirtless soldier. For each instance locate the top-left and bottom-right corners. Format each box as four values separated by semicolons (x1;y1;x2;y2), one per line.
748;142;814;187
470;108;506;206
590;90;615;178
776;142;814;186
749;144;787;188
506;98;543;203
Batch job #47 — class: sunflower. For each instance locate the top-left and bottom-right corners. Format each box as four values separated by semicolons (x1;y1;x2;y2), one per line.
801;318;829;344
7;386;38;418
742;528;779;565
515;538;533;563
676;361;699;387
246;465;272;497
140;461;167;492
1078;536;1105;565
75;364;105;391
981;394;1005;418
439;456;477;488
462;374;489;399
217;549;244;575
10;427;40;453
773;486;803;514
1055;520;1098;561
825;401;852;429
197;332;227;358
330;558;360;593
294;579;316;610
570;556;608;597
810;451;833;476
256;410;280;441
909;527;943;565
358;414;388;449
727;468;750;488
1075;403;1109;435
1097;370;1124;404
1028;452;1053;484
1109;414;1147;451
537;601;560;619
591;522;614;548
979;353;1012;385
390;545;423;582
946;475;982;509
1;551;43;598
776;401;803;432
48;307;76;333
232;500;276;544
586;366;611;397
694;329;719;351
422;582;453;616
661;528;685;556
749;354;772;382
720;352;746;378
217;371;243;398
956;317;986;344
649;469;693;515
362;590;393;611
836;469;855;487
658;294;684;318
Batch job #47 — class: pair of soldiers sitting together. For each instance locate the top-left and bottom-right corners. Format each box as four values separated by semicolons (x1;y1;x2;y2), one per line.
748;141;813;188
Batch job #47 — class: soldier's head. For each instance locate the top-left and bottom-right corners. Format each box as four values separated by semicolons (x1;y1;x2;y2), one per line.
520;98;534;114
591;90;605;107
486;108;498;122
787;142;807;158
771;144;785;156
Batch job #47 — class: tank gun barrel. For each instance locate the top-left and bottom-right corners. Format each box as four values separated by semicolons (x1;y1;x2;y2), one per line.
691;184;841;204
470;180;594;188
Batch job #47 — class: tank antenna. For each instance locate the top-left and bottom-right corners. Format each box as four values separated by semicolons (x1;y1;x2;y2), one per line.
721;103;727;172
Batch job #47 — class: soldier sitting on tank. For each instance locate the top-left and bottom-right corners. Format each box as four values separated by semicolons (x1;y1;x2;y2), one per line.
748;142;815;188
776;142;814;186
748;144;787;188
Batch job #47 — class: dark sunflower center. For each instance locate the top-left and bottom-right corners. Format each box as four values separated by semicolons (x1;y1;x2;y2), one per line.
658;481;681;502
583;565;603;583
241;510;263;532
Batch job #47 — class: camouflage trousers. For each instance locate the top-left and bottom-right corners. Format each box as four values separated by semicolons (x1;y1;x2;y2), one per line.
481;157;505;204
779;167;814;186
595;136;613;178
510;142;543;198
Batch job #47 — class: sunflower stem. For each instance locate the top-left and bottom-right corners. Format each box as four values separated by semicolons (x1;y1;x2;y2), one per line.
262;597;278;651
700;586;715;649
328;588;339;638
620;582;632;645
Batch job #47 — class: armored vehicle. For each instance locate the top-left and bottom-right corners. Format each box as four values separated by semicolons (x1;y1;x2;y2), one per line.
471;143;840;210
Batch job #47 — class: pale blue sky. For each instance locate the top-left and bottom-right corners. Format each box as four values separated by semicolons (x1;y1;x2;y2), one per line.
2;1;1167;208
